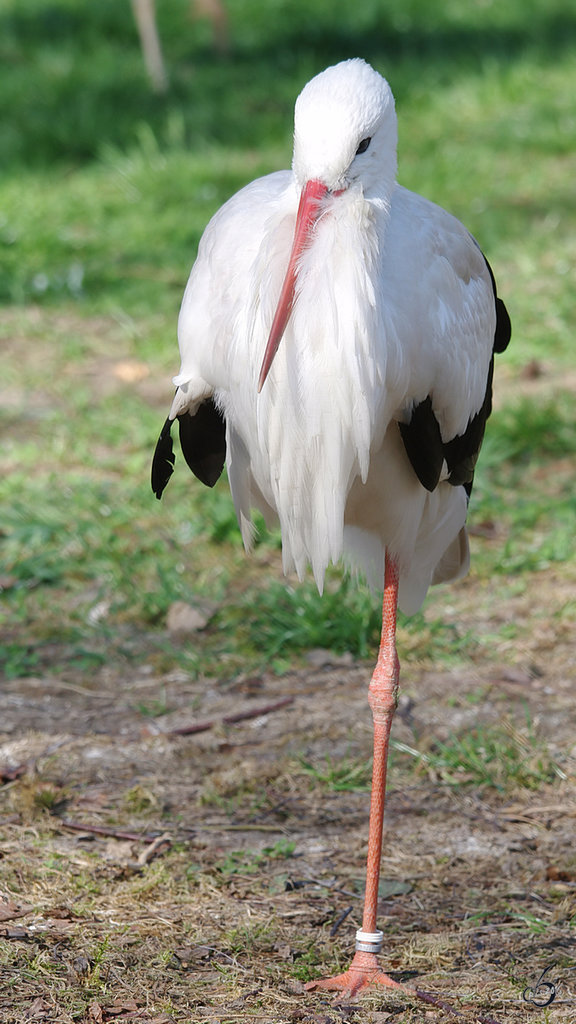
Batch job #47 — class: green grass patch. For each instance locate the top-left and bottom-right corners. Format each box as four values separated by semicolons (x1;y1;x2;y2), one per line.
298;755;373;793
393;718;565;792
214;841;296;878
219;576;381;663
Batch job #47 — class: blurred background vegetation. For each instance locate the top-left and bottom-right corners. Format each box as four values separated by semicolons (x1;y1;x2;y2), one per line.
1;0;575;682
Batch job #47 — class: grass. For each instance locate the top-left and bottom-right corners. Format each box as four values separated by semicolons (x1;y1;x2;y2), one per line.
1;1;575;1021
214;841;296;878
298;754;373;792
300;713;565;796
392;718;565;793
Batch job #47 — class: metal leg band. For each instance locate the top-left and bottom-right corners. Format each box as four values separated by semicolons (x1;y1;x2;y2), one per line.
355;928;384;954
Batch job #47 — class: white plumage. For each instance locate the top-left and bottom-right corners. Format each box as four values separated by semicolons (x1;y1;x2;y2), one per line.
161;59;506;613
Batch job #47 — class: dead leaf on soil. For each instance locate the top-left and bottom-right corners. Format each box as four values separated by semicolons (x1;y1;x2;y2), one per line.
546;864;576;881
24;997;54;1021
103;998;141;1018
0;895;33;921
0;762;27;783
45;904;81;920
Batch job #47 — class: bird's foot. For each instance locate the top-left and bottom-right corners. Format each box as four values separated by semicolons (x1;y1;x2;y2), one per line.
305;951;505;1023
305;950;404;999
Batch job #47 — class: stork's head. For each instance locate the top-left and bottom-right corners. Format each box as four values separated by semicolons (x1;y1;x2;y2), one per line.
258;60;398;392
292;59;397;196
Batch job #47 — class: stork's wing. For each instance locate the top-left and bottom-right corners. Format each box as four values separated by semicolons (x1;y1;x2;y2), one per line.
152;398;226;498
397;240;511;496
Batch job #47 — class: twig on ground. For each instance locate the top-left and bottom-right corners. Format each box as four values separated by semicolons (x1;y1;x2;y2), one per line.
168;695;294;735
61;821;166;843
330;906;353;936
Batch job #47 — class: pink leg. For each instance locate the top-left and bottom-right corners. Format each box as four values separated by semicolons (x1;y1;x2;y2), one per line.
305;553;504;1022
306;551;402;997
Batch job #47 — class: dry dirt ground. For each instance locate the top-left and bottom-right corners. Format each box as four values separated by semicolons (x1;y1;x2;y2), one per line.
1;617;575;1024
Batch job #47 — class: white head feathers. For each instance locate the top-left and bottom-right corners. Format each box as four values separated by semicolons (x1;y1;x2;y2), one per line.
292;58;398;198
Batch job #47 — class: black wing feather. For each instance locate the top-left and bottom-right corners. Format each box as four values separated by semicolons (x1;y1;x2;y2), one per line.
151;398;227;499
399;253;510;495
151;417;176;499
483;257;512;355
178;399;226;488
444;358;494;495
398;398;444;492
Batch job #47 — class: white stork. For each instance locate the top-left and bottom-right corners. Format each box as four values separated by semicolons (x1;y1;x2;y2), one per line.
152;58;510;1008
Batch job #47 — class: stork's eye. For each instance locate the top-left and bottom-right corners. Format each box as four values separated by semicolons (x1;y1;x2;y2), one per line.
356;137;371;155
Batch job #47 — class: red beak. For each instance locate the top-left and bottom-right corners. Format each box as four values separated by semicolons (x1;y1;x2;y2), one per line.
257;178;329;392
